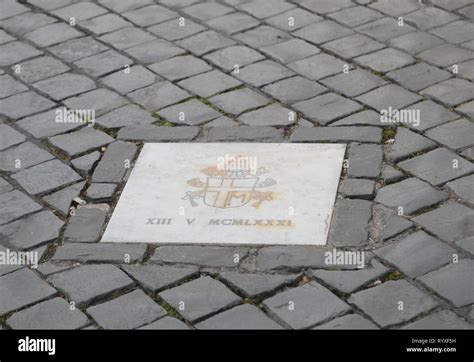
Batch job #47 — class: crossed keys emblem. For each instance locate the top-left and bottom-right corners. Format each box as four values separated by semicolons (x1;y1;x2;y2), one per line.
182;166;276;209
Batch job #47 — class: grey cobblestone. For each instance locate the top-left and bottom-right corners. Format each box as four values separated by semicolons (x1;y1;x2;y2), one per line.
52;242;147;263
348;280;437;328
374;231;456;278
87;289;166;329
0;268;57;315
196;304;282;329
310;259;389;294
375;178;447;215
263;281;351;329
7;297;89;329
417;260;474;307
48;264;134;306
151;245;248;267
159;276;241;322
0;210;63;250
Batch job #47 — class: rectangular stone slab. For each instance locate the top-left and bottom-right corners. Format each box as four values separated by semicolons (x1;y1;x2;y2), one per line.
101;143;345;245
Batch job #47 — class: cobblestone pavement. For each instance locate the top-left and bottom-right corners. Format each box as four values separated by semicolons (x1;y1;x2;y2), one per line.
1;0;473;330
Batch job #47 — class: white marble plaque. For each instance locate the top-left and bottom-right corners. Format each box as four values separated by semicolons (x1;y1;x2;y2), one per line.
101;143;346;245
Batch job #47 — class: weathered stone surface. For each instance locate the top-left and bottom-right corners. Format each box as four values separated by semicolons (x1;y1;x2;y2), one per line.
0;91;55;119
0;190;42;225
398;148;474;186
0;178;12;194
209;88;269;116
293;93;362;125
204;45;265;72
63;89;128;116
386;63;451;92
340;178;375;199
403;310;472;329
0;125;26;151
197;304;283;329
159;276;241;322
261;39;319;64
329;199;373;246
263;281;351;329
48;37;108;62
236;60;294;87
239;104;295;126
0;268;57;314
219;272;299;297
64;206;107;243
96;105;154;128
176;30;235;56
149;55;212;81
42;181;85;215
0;42;43;67
122;264;198;292
375;231;456;278
422;79;474;107
347;144;383;178
15;56;70;84
48;264;133;306
375;178;447;215
118;125;199;141
179;69;242;97
87;290;166;329
33;73;96;101
139;316;189;329
148;18;205;41
50;127;114;157
158;99;220;126
256;246;356;271
348;280;437;327
389;31;444;55
426;119;474;151
101;66;158;95
85;183;116;201
356;84;422;111
7;297;89;329
386;128;436;162
0;210;63;250
125;38;184;64
52;242;147;263
356;17;415;41
288;54;348;80
0;75;27;98
151;246;248;268
74;49;132;77
310;260;389;294
418;260;474;307
12;159;82;195
99;27;155;50
320;69;385;97
294;20;353;44
234;25;291;48
16;109;83;139
262;76;326;104
208;126;283;142
0;141;54;172
292;126;382;143
456;236;474;255
92;141;137;183
381;209;413;241
314;314;379;329
355;48;415;73
413;203;474;243
128;81;189;111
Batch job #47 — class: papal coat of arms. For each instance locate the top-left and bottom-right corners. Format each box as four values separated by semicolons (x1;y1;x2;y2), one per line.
182;165;277;209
